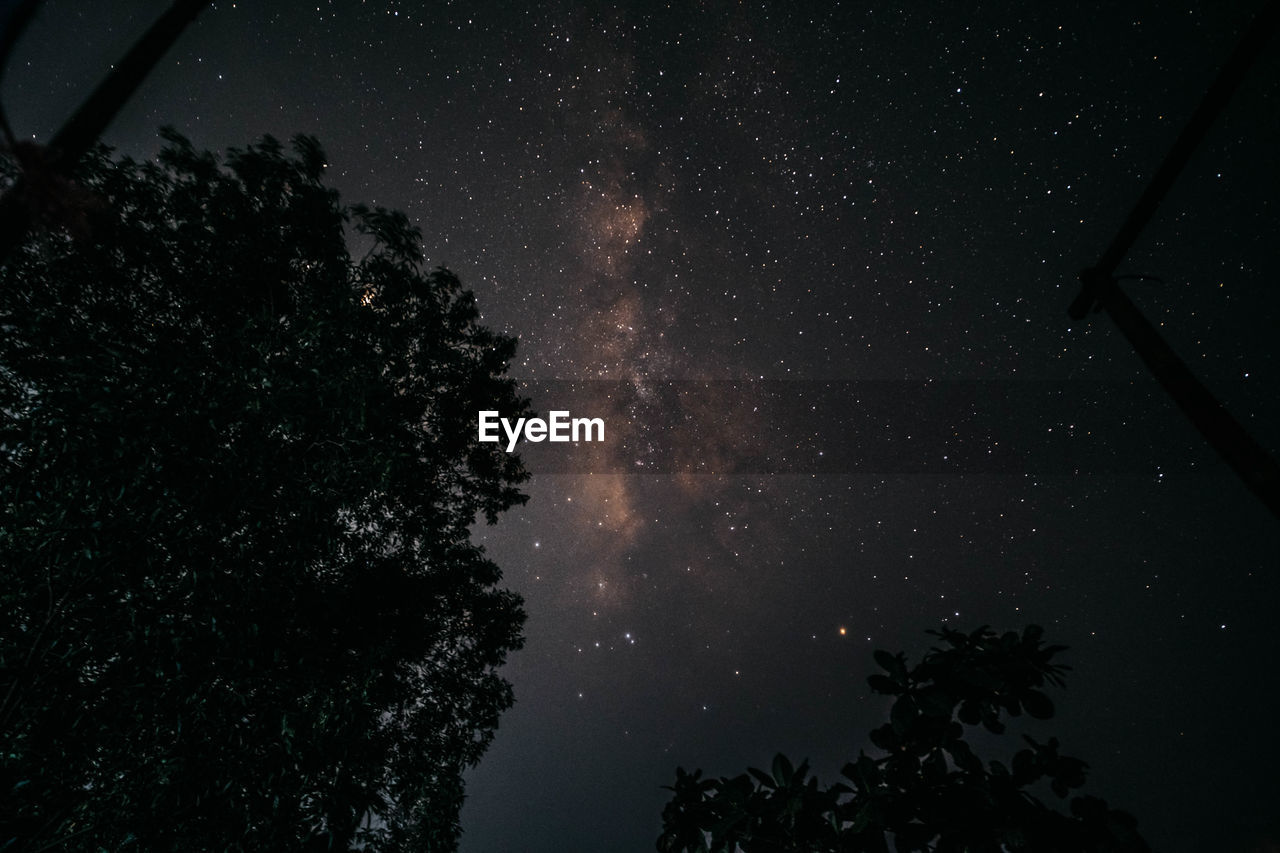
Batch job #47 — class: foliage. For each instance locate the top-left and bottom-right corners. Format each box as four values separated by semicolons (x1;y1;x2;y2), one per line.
0;130;530;851
658;626;1149;853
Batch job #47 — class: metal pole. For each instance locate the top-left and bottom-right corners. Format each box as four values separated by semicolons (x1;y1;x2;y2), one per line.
1069;1;1280;521
0;0;212;264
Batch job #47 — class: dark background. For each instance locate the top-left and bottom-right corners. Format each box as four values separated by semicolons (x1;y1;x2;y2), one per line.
7;2;1279;850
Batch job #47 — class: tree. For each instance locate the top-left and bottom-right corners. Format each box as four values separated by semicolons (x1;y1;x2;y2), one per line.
658;626;1149;853
0;130;530;851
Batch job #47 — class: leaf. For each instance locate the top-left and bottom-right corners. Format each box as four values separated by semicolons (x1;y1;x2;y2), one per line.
946;740;982;774
1012;749;1038;784
867;674;902;695
772;753;794;787
1021;690;1055;720
922;749;947;785
890;695;917;731
915;686;954;718
874;649;907;682
748;767;775;789
869;724;899;752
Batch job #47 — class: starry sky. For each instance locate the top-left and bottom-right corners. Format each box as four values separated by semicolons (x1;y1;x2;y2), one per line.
8;2;1280;850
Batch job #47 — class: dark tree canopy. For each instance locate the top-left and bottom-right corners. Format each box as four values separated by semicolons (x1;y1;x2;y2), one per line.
659;626;1149;853
0;130;530;851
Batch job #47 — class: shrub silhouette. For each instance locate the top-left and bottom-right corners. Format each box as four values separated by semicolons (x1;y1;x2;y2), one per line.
659;626;1148;853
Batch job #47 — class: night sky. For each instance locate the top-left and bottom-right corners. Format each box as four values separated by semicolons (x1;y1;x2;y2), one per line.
9;2;1280;850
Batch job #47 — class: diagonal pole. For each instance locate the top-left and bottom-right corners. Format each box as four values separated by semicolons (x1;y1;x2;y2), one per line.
1069;0;1280;521
0;0;212;264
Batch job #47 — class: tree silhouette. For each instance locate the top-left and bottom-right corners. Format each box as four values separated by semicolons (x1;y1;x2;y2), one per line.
0;131;530;851
658;626;1149;853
